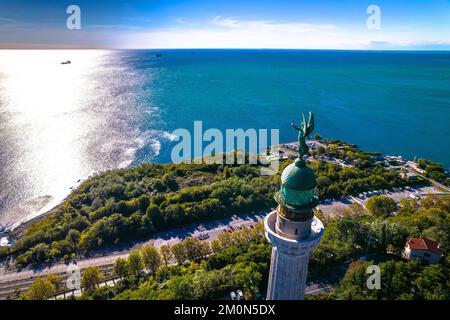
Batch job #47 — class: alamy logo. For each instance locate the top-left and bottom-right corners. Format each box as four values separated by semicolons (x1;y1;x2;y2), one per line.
171;121;280;175
366;265;381;289
66;5;81;30
366;5;381;30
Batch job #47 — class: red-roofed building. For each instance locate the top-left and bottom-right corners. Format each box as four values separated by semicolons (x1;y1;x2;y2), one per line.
403;237;444;264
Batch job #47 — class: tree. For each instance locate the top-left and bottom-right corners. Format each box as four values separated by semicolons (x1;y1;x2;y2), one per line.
418;159;429;169
171;237;211;264
366;195;397;217
66;229;81;244
160;245;173;267
416;264;449;300
162;173;178;190
171;242;188;264
30;243;51;264
22;277;56;300
114;257;129;278
81;266;105;294
46;273;62;291
152;178;166;192
165;275;196;299
0;246;10;259
317;146;326;155
146;204;165;229
341;202;366;218
141;244;161;274
233;262;262;297
127;249;143;276
368;220;408;253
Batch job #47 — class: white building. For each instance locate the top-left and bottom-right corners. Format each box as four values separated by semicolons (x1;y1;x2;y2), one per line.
403;237;443;264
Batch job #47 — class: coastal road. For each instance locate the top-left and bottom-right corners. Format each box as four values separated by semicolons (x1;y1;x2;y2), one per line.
405;161;450;193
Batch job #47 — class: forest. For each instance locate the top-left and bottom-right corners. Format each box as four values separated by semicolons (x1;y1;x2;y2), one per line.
2;144;420;268
21;194;449;300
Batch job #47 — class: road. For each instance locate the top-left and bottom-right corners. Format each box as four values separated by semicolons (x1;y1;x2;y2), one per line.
305;284;334;295
0;213;265;300
405;161;450;192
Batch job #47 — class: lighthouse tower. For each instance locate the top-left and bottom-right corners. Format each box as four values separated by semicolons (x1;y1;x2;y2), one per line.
264;112;324;300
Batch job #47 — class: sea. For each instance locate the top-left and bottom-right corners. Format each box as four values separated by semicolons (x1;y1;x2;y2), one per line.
0;49;449;229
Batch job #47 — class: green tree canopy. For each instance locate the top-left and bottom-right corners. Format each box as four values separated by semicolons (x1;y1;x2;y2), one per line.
366;196;397;217
81;266;105;294
22;276;56;300
141;244;161;275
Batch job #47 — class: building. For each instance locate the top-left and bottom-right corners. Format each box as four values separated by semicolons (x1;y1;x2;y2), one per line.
265;112;324;300
400;170;419;181
403;237;443;264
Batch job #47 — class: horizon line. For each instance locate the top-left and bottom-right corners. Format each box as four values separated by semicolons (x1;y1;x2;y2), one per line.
1;47;450;51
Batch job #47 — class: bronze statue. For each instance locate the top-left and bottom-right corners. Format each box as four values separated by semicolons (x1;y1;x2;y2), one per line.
291;111;314;161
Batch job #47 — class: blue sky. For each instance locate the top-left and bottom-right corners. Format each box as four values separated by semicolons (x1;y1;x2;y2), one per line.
0;0;449;49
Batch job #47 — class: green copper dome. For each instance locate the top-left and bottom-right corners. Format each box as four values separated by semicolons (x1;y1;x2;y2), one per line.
278;158;318;210
281;158;316;190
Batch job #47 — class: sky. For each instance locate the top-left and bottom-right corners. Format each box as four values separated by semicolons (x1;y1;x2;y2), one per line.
0;0;449;49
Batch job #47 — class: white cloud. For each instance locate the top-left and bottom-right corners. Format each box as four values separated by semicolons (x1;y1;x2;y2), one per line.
211;16;242;28
1;16;448;49
123;17;368;49
120;16;450;49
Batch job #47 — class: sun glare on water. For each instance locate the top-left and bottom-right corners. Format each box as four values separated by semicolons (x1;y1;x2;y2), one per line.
0;50;151;228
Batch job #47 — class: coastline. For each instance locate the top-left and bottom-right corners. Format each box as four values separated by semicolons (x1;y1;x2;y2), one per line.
3;139;448;242
4;195;69;241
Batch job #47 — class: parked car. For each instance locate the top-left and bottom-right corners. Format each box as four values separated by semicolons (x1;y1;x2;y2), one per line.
197;232;209;240
236;290;245;300
230;291;238;300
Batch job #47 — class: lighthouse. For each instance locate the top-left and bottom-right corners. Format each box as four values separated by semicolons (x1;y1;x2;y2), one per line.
264;112;324;300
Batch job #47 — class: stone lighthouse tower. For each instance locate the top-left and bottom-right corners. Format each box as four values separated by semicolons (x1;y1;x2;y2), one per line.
264;112;324;300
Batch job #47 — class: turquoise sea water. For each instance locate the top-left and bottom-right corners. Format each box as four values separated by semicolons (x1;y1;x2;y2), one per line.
142;50;450;166
0;49;449;226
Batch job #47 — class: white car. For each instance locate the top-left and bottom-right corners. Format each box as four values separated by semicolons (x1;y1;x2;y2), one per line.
230;291;238;300
236;290;244;300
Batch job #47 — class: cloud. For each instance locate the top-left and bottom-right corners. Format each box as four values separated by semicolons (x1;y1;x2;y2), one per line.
211;16;337;33
123;17;363;49
368;40;450;50
0;17;18;28
119;17;450;49
1;16;448;50
211;16;242;28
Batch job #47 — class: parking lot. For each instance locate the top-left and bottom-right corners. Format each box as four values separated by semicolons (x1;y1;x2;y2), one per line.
317;185;442;216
